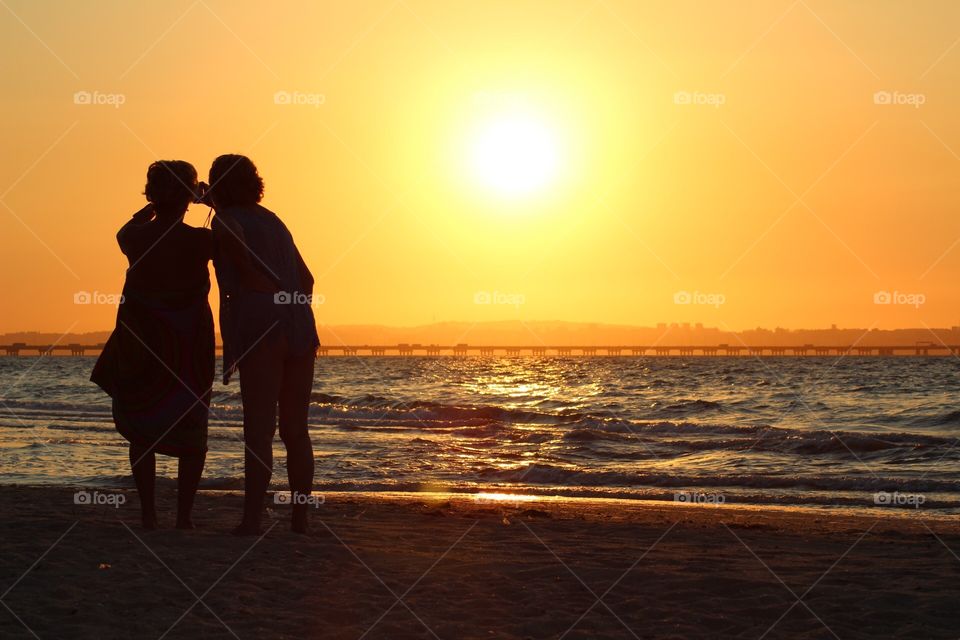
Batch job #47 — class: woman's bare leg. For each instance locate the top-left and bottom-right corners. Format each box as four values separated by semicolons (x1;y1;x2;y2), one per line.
176;452;206;529
129;443;158;529
279;351;316;534
234;334;283;536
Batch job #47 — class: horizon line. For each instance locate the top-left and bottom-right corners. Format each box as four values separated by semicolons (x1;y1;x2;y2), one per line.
4;320;960;336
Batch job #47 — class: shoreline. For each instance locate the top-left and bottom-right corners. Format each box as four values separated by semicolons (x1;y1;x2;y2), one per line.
9;477;960;522
2;485;959;638
126;487;960;534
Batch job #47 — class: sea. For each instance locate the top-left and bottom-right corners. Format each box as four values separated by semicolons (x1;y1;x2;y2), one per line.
1;355;958;512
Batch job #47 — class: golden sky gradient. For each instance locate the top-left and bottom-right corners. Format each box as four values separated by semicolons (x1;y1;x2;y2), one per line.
2;0;959;334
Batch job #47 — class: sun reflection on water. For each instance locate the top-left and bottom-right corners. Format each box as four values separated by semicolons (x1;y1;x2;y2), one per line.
474;492;540;502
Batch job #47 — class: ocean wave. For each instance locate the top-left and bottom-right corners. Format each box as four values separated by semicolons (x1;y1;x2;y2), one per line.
907;409;960;428
5;392;956;464
306;395;959;461
561;419;956;460
645;398;725;418
306;394;732;429
310;391;576;425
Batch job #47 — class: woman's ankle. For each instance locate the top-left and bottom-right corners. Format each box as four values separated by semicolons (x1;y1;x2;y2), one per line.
141;511;159;530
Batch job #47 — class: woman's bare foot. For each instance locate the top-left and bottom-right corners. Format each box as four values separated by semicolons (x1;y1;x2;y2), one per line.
291;511;308;534
141;514;160;530
175;518;196;530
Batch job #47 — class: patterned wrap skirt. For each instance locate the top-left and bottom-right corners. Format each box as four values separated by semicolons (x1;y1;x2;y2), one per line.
91;285;215;457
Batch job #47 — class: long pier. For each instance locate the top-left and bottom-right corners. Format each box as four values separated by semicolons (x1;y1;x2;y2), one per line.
2;342;957;356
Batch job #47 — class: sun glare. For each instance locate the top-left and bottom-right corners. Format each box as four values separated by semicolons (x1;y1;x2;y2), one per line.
467;110;561;198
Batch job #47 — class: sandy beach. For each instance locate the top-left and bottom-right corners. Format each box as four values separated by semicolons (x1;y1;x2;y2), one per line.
1;486;958;639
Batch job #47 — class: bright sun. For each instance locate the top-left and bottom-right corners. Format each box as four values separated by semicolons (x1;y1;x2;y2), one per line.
468;111;561;198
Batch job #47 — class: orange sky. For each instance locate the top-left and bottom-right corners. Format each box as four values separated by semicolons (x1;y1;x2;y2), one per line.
1;0;959;335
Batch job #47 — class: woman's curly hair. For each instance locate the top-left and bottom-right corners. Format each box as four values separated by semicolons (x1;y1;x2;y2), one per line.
208;154;264;207
143;160;198;209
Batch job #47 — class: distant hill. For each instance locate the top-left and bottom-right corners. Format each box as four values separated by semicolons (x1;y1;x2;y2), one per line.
315;321;960;347
4;321;959;348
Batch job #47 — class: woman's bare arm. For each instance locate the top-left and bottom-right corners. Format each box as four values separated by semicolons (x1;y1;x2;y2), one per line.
117;204;155;255
294;244;314;294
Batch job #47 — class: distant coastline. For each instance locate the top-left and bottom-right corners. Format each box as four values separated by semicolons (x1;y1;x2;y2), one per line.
2;320;959;348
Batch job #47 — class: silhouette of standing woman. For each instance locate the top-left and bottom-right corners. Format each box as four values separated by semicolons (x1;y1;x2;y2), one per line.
206;154;319;535
92;161;214;530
